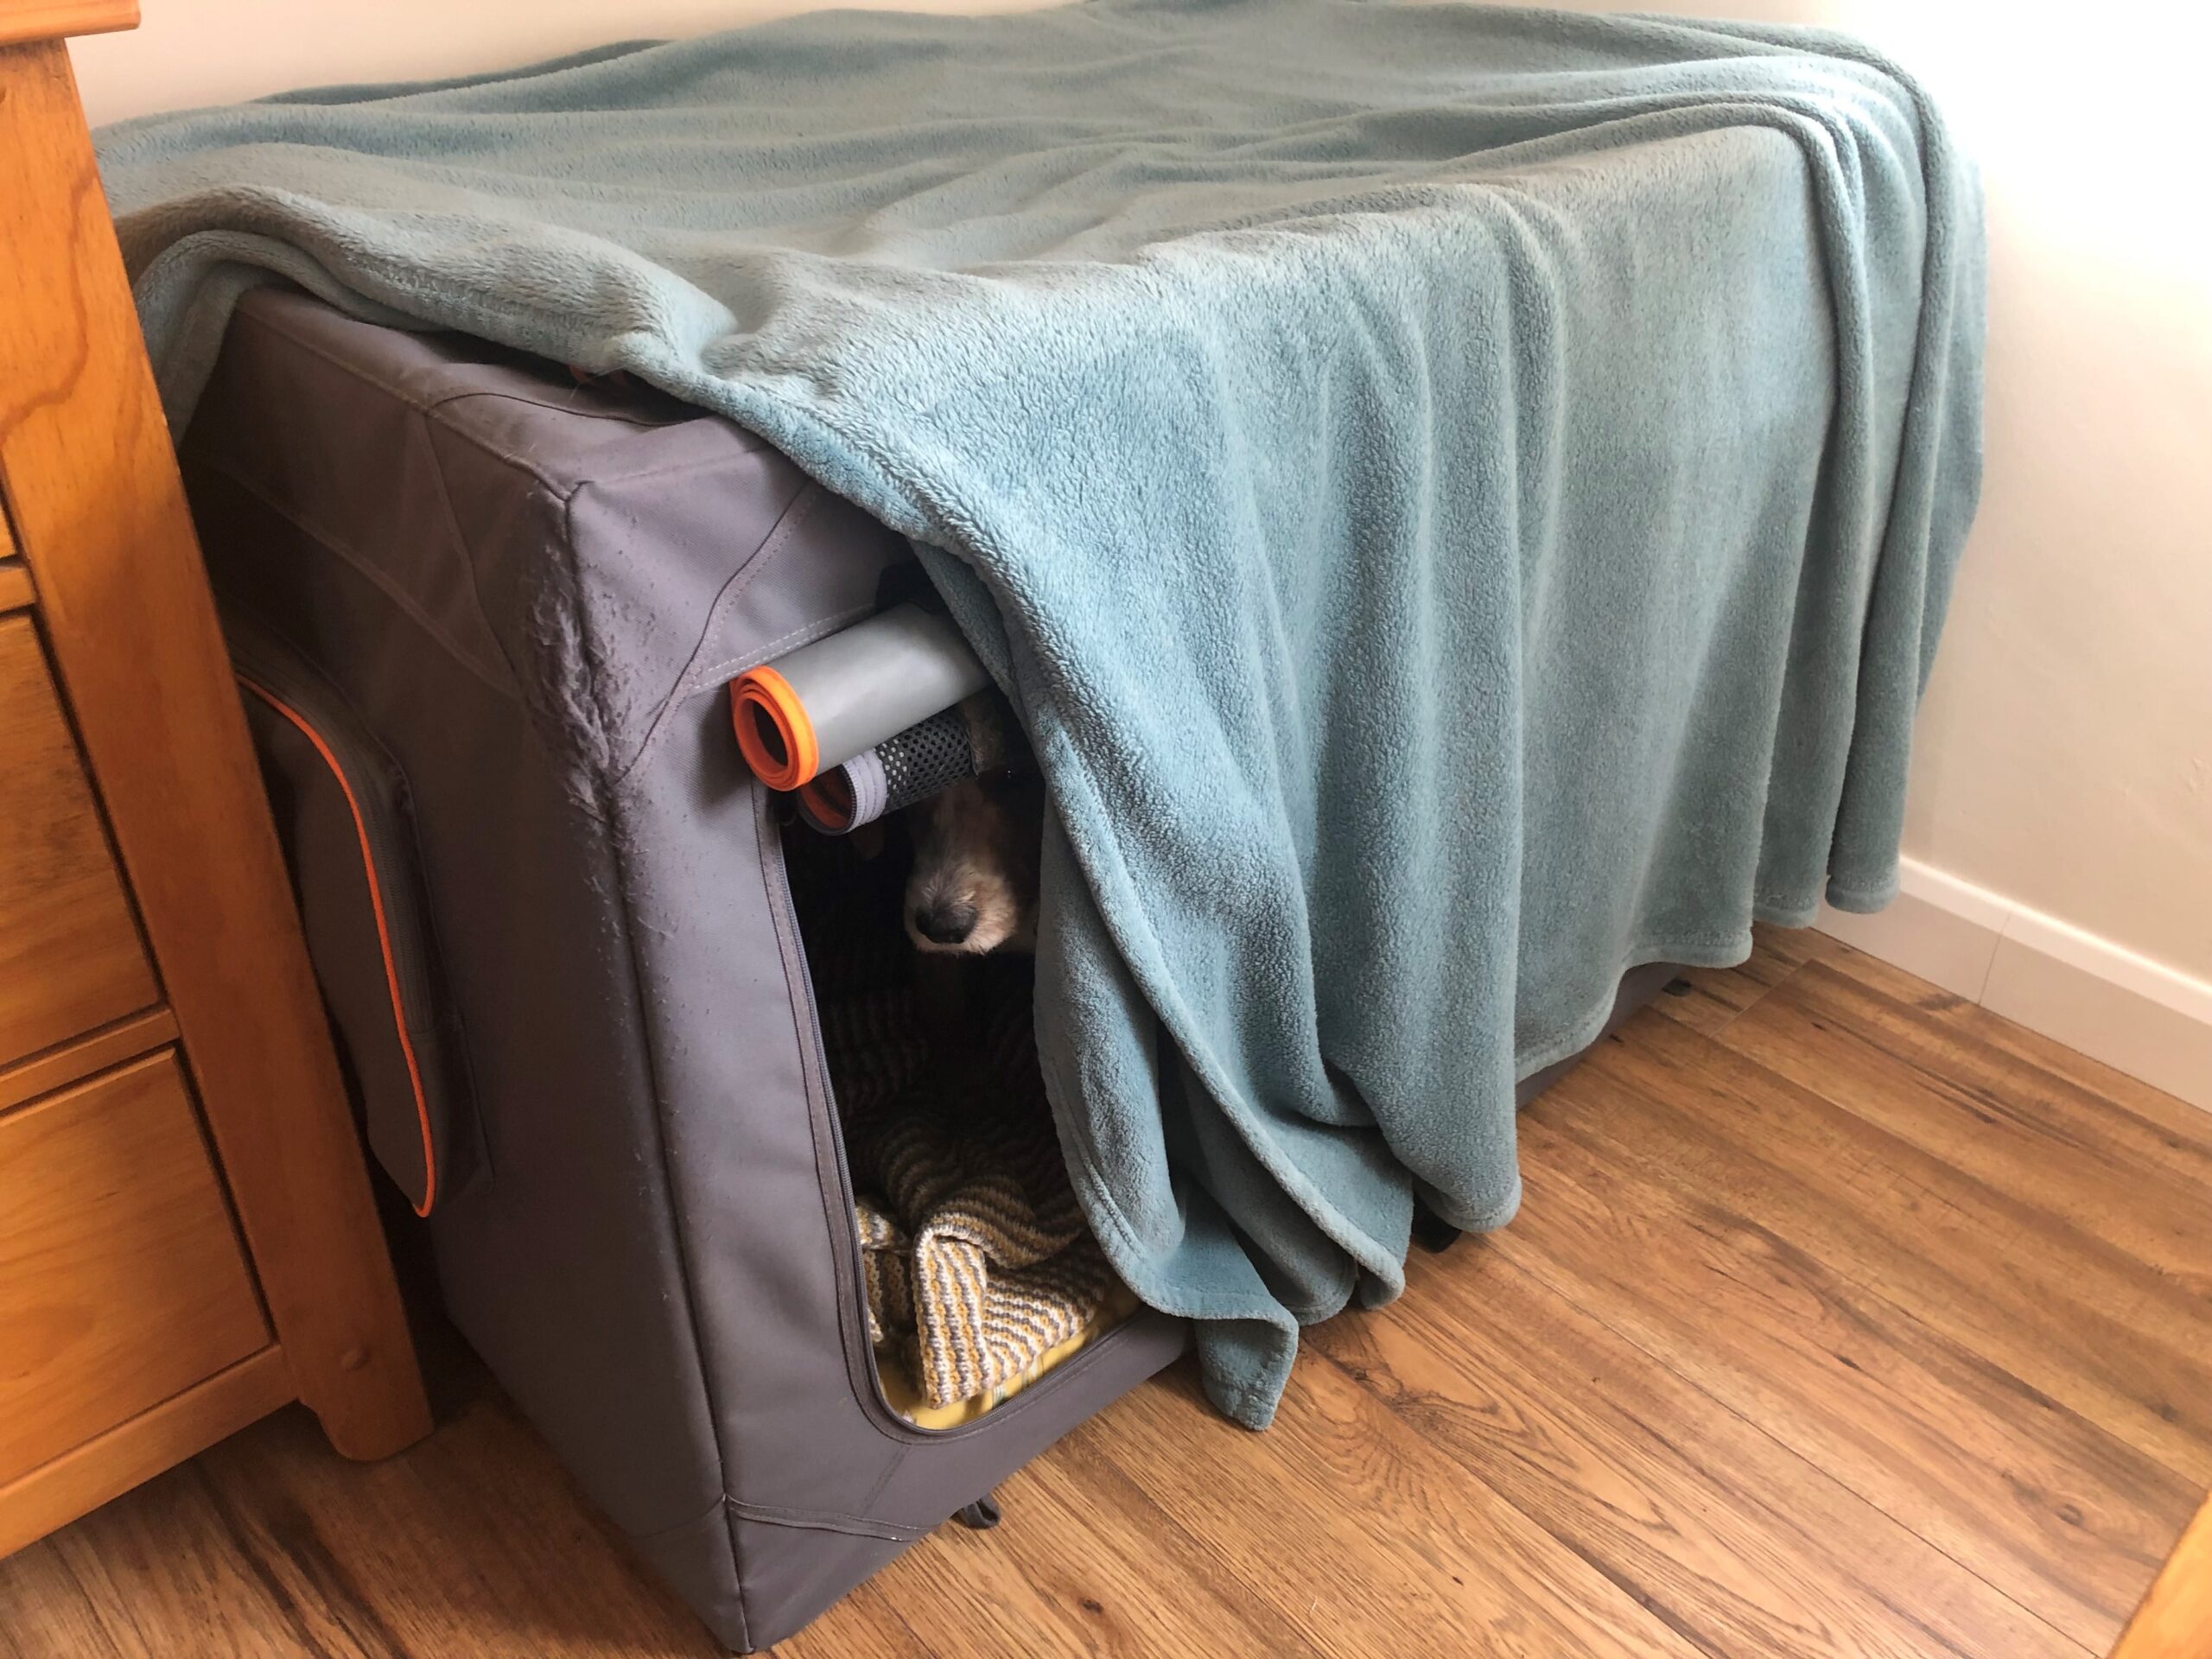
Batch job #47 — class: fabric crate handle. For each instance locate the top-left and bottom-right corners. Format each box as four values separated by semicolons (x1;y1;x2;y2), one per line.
732;603;989;790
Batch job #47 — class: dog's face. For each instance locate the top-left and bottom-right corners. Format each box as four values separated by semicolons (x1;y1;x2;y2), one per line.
904;773;1043;955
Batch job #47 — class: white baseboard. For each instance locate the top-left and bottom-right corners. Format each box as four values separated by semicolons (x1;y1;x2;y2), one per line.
1815;859;2212;1112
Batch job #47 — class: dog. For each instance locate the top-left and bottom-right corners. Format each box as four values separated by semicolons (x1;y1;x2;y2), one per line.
903;771;1045;956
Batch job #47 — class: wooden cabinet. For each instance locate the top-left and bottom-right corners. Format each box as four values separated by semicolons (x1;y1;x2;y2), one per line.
0;614;158;1065
0;0;429;1558
0;1052;269;1485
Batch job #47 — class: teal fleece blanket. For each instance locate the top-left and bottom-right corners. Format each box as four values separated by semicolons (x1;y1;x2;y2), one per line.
97;0;1981;1427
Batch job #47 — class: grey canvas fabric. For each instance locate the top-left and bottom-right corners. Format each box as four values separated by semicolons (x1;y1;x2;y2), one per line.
188;289;1188;1650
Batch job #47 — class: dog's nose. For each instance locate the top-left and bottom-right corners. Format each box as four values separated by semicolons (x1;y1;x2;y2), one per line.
913;900;979;946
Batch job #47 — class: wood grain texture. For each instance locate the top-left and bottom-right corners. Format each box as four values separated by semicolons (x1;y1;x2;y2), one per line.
0;1348;291;1562
1715;959;2212;1293
1499;1076;2191;1647
1310;1264;2077;1659
2115;1490;2212;1659
1096;1354;1712;1659
1578;1001;2212;1490
0;1008;178;1115
0;615;157;1067
0;1052;269;1486
0;0;134;49
1;491;30;607
0;38;428;1462
0;927;2204;1657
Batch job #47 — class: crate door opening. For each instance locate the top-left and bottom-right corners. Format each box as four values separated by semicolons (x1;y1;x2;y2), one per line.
778;813;1138;1430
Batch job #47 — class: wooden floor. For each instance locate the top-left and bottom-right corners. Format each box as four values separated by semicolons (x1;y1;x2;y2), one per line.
4;928;2207;1658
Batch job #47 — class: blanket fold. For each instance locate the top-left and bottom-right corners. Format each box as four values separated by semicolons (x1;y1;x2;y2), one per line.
95;0;1982;1427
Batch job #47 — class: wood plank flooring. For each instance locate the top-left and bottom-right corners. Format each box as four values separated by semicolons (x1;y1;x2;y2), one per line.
3;926;2206;1657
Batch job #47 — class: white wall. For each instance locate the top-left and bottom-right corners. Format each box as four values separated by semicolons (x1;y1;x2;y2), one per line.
67;0;1058;129
72;1;2212;990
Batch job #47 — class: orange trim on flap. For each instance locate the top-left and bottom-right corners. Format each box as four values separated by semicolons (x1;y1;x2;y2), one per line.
731;663;820;790
238;675;437;1217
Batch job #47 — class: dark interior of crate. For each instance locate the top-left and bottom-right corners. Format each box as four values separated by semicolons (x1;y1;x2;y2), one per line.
776;810;1130;1427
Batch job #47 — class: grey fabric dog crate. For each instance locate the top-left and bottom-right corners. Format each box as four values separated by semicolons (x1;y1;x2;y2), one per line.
181;286;1675;1650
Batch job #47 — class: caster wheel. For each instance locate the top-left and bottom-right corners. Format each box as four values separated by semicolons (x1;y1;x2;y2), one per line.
1412;1201;1462;1255
955;1494;1003;1530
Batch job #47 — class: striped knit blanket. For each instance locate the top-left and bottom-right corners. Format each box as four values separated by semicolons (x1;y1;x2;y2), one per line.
853;1109;1116;1408
789;825;1118;1408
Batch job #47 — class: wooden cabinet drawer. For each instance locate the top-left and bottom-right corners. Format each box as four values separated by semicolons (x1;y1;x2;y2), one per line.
0;613;158;1068
0;1050;271;1485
